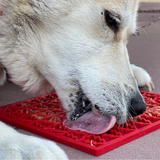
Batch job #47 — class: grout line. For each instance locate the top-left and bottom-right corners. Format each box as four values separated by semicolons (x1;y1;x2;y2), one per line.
139;10;160;13
134;16;160;36
141;17;160;29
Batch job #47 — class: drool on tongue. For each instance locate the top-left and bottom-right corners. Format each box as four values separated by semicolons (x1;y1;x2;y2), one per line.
63;111;116;135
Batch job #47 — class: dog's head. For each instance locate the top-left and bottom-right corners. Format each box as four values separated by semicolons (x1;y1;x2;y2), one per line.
39;0;145;134
1;0;145;134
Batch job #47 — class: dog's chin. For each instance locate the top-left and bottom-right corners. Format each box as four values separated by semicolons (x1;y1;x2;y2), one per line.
63;106;116;135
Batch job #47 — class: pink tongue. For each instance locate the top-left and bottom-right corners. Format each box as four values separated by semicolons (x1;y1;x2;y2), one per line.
63;111;116;134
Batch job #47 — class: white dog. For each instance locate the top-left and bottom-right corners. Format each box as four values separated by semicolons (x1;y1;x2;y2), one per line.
0;0;154;159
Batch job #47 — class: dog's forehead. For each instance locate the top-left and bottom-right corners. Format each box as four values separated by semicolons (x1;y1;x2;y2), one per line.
94;0;139;12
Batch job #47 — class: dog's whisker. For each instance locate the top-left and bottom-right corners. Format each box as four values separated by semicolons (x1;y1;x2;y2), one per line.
85;103;92;112
137;27;148;36
127;111;133;121
128;104;137;117
99;111;105;118
152;23;160;30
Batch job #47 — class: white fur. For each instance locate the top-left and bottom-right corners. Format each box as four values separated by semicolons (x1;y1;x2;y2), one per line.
0;63;6;86
131;64;154;92
0;0;154;159
0;122;68;160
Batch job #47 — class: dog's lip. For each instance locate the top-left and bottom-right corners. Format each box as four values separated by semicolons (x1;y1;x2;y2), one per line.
63;111;116;134
69;94;93;121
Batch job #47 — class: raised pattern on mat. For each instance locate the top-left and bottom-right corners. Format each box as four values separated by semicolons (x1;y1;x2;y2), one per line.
0;91;160;156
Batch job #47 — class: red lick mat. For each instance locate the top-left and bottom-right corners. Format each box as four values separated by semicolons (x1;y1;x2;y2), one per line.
0;91;160;156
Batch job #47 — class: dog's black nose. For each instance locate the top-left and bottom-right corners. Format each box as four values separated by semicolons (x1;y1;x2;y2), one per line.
129;94;146;117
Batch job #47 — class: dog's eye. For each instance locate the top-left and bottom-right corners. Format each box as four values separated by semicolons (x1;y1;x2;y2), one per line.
104;10;120;34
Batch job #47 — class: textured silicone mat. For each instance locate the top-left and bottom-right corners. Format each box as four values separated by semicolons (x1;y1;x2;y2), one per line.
0;91;160;156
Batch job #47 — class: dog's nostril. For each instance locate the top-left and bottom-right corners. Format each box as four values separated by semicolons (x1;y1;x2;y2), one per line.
129;95;146;117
